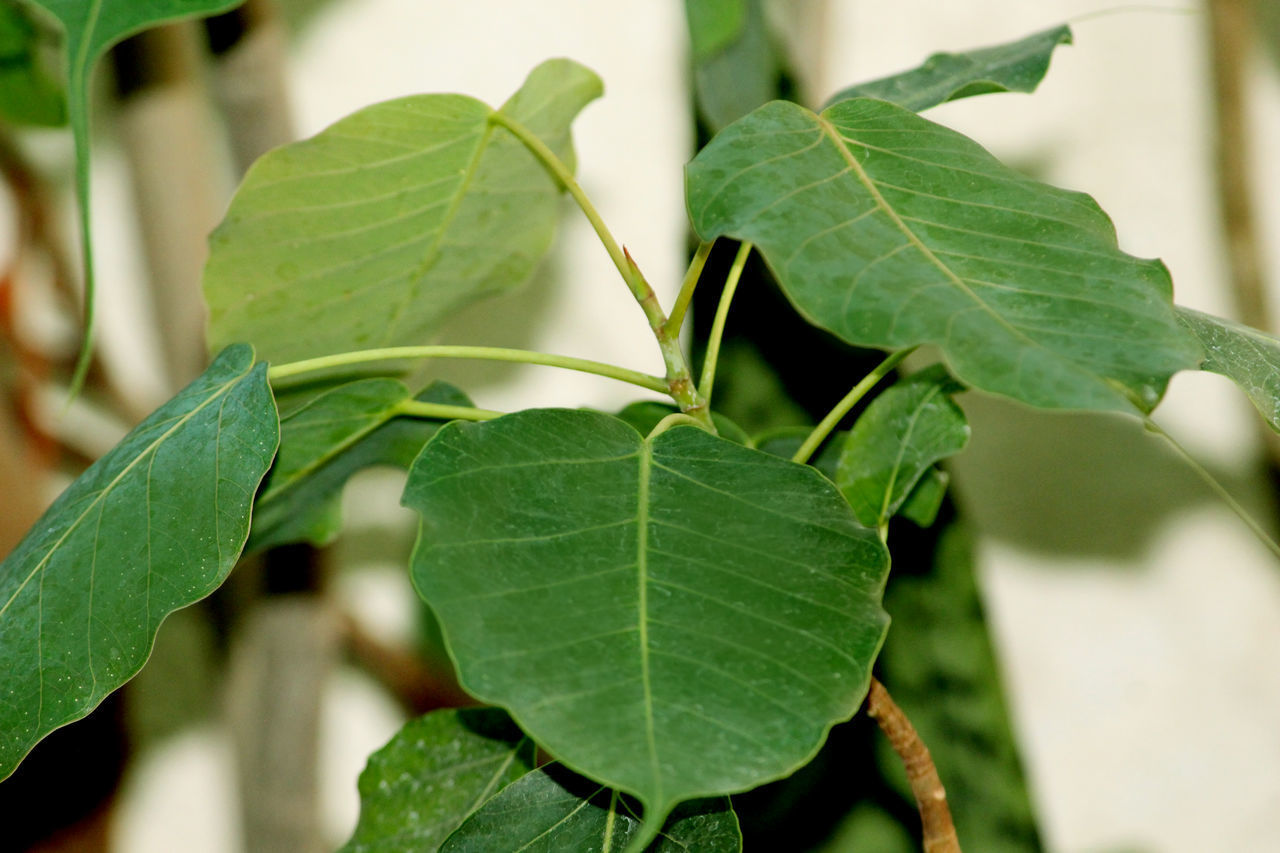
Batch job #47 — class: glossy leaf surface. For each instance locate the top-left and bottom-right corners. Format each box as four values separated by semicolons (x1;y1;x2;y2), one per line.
204;59;600;363
687;97;1202;413
404;409;889;830
341;708;535;853
1177;306;1280;432
823;25;1072;111
441;767;740;853
0;345;277;780
837;366;969;528
250;379;469;550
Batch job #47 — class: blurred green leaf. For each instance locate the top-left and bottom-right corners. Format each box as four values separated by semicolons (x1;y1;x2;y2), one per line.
897;467;949;528
690;0;778;131
1176;306;1280;432
684;0;746;58
0;3;64;126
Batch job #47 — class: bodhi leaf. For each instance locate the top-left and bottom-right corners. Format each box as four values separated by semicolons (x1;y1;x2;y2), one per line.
687;0;778;132
687;97;1203;413
204;59;601;363
0;3;65;126
340;708;535;853
1176;306;1280;432
403;409;888;842
836;365;969;528
0;344;277;780
441;766;740;853
249;378;470;551
822;25;1072;112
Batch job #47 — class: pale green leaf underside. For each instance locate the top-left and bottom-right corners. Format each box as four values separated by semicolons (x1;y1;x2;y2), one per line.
0;345;277;780
822;25;1072;112
1176;306;1280;432
404;409;889;825
441;766;740;853
341;708;535;853
687;98;1203;413
204;58;602;363
249;378;469;550
837;365;969;528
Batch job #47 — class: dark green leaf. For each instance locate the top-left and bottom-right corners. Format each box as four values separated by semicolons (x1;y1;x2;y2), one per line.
340;708;535;853
822;25;1072;112
204;59;601;363
613;400;750;446
0;3;65;126
0;344;277;780
1176;306;1280;432
684;0;746;58
441;766;740;853
690;0;778;131
752;425;842;479
896;467;949;528
836;366;969;528
687;97;1203;413
249;379;469;551
404;409;888;834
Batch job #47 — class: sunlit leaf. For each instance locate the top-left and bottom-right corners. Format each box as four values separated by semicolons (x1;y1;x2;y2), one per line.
340;708;535;853
204;59;601;363
1176;306;1280;432
836;366;969;528
441;766;740;853
822;25;1072;111
0;345;277;780
404;409;888;838
249;378;469;550
0;3;65;126
687;97;1202;413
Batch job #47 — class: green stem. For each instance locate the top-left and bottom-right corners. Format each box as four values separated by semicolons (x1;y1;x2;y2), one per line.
698;242;752;406
395;400;503;421
267;345;668;393
488;111;710;427
1144;417;1280;561
665;240;714;340
791;348;915;465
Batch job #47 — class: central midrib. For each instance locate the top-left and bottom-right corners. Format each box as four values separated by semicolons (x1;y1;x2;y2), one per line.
635;444;661;804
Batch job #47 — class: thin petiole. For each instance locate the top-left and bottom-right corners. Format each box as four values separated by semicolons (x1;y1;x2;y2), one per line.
791;348;915;465
665;240;714;340
267;344;669;394
396;400;504;421
698;242;752;406
1144;417;1280;561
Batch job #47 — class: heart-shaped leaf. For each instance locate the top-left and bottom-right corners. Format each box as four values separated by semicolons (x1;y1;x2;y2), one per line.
822;25;1072;112
403;409;888;837
1176;306;1280;432
249;379;470;551
836;366;969;528
204;59;601;363
686;98;1203;413
0;344;277;780
340;708;535;853
441;766;740;853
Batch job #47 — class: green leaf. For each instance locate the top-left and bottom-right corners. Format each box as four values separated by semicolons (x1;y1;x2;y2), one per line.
441;766;740;853
689;0;778;132
1176;306;1280;432
687;97;1203;413
403;409;889;835
0;3;65;126
613;400;750;446
340;708;535;853
249;378;469;551
836;366;969;528
897;467;949;528
683;0;746;59
752;425;842;479
822;25;1073;112
28;0;246;391
0;344;277;780
204;59;602;364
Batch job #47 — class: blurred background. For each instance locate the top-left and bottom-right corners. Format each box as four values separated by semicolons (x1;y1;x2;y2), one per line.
1;1;1279;851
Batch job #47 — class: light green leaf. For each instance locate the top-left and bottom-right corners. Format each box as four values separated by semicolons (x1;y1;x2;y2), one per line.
836;366;969;528
340;708;535;853
897;467;949;528
1176;306;1280;432
822;25;1072;112
28;0;246;391
0;3;65;126
249;378;469;551
0;344;277;780
204;59;601;363
403;409;888;836
687;97;1203;413
441;766;740;853
683;0;746;59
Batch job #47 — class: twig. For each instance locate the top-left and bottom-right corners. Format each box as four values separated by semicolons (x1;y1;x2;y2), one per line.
865;677;961;853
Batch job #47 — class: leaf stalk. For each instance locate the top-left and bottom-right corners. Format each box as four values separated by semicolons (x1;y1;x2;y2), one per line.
791;348;915;464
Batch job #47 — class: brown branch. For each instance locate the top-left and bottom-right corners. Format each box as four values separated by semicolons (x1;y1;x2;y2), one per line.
865;676;961;853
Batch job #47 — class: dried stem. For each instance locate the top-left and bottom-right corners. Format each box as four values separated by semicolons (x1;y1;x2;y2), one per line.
865;677;961;853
